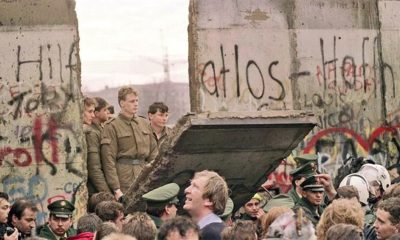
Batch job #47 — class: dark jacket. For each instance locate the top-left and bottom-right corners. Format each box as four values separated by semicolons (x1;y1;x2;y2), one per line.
294;197;324;226
37;224;76;240
200;222;225;240
288;188;302;205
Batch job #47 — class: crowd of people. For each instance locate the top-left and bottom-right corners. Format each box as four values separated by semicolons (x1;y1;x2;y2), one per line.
1;86;400;240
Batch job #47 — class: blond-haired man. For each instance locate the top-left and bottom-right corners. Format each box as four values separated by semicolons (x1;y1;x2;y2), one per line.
101;87;158;200
184;170;228;240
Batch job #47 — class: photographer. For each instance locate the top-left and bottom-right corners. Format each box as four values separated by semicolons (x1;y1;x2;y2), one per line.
0;192;19;240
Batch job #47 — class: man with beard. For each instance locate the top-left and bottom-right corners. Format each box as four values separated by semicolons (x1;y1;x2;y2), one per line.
38;200;76;240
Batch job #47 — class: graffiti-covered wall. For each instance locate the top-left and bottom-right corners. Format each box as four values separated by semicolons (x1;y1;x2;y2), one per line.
189;0;400;181
0;0;85;225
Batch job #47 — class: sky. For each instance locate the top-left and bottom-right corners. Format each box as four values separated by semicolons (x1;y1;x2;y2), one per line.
75;0;189;92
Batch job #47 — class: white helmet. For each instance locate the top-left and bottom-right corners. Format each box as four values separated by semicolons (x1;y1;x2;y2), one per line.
358;163;391;191
339;173;372;205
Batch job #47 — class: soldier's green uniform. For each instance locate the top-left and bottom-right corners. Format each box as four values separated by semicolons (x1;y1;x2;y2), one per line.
85;122;112;195
294;176;325;226
288;162;317;205
263;194;294;213
37;200;76;240
294;154;318;166
142;183;180;229
101;113;158;194
220;198;234;221
153;126;172;148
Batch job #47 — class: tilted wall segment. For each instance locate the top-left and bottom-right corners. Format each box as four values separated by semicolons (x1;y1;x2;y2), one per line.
189;0;400;177
0;0;85;225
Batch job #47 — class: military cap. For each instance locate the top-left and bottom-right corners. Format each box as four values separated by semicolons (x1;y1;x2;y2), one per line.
142;183;180;208
263;194;294;213
294;154;318;166
47;200;75;218
300;175;324;192
290;162;317;178
220;198;234;219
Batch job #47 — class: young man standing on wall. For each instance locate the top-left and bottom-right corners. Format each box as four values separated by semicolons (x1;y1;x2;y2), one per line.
101;87;158;201
148;102;172;147
85;97;112;196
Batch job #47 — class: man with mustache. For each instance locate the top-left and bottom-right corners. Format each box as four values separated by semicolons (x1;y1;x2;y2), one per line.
38;200;76;240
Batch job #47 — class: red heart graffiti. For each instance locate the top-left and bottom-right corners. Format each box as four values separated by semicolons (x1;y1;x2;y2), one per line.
303;125;400;153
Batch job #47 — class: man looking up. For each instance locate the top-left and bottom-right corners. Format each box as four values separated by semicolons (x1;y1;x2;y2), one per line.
183;170;228;240
101;87;158;200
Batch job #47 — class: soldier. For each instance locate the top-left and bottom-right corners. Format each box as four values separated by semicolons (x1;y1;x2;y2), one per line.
101;87;158;200
220;198;234;226
142;183;180;229
83;97;96;126
86;97;112;196
262;194;294;213
288;162;317;205
294;154;318;167
294;175;325;226
148;102;172;147
184;170;229;240
37;200;76;240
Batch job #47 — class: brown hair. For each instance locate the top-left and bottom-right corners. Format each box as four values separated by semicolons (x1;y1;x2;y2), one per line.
94;97;109;112
194;170;229;215
316;198;364;240
382;183;400;200
84;96;96;108
230;220;257;240
95;201;124;222
337;185;360;201
118;87;138;105
95;222;119;240
88;192;115;213
378;197;400;224
122;212;156;240
148;102;168;114
260;207;293;236
325;223;364;240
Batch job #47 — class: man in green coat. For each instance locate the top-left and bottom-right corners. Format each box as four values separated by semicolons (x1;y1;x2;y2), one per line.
288;160;318;205
86;97;112;196
294;175;325;226
101;87;158;201
38;200;76;240
142;183;180;229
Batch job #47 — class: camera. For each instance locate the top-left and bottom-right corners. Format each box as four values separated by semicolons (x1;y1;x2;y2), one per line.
6;227;15;236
